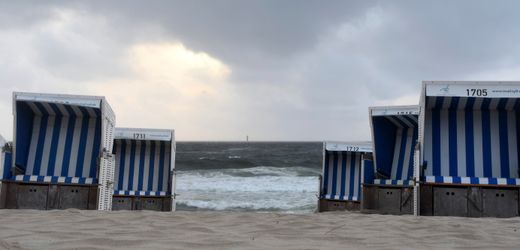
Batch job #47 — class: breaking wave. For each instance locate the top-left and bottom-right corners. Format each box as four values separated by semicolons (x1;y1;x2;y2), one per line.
176;166;319;213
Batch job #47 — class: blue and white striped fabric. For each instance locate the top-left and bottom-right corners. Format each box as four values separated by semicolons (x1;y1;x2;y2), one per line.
14;175;95;184
423;176;520;185
1;151;12;180
373;179;414;186
372;114;418;186
113;140;171;196
114;190;168;196
423;96;520;184
385;115;417;181
14;101;102;184
321;151;362;201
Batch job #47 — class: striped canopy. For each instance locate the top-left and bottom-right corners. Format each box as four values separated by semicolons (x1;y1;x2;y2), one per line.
113;139;172;196
321;143;371;202
423;96;520;183
372;113;418;184
14;100;102;184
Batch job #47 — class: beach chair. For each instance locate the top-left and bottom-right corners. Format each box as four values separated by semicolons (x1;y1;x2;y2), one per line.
112;128;176;211
318;141;372;212
362;106;418;215
417;81;520;217
0;92;116;210
0;135;13;207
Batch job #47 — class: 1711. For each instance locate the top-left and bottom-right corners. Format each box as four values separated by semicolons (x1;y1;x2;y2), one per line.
133;133;146;139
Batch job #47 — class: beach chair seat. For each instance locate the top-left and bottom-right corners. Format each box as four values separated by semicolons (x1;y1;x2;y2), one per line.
113;190;169;196
372;179;414;186
423;176;520;186
322;193;360;201
12;175;96;185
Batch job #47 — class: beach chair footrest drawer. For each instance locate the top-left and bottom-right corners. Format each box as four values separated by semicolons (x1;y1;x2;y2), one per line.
111;196;172;211
318;199;359;212
1;182;98;210
421;185;519;217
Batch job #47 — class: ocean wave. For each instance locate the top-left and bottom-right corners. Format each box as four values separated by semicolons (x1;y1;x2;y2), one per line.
198;156;217;160
174;142;322;212
230;165;320;177
177;171;318;192
175;167;319;212
177;157;257;170
177;166;320;178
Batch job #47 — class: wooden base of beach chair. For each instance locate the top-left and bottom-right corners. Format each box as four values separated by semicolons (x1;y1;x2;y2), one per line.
0;182;98;210
318;199;359;212
481;188;518;217
433;186;468;217
361;185;413;215
112;196;133;210
112;196;172;211
420;184;519;217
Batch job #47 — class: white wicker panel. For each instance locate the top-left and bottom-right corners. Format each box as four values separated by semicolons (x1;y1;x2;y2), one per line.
97;156;107;210
413;148;420;216
106;154;115;210
97;152;115;211
105;120;115;153
102;99;116;153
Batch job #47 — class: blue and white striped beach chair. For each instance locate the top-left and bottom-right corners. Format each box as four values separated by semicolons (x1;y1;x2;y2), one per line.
112;128;176;211
362;105;418;214
0;92;116;210
418;81;520;217
0;135;13;193
318;141;372;212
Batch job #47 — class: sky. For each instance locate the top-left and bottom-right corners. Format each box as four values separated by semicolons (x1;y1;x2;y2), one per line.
1;0;519;141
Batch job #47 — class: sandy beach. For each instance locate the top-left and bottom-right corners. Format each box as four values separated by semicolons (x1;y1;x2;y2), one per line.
0;210;518;250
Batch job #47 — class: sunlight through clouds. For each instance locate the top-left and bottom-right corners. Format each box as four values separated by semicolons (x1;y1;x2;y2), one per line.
128;42;231;97
89;41;238;140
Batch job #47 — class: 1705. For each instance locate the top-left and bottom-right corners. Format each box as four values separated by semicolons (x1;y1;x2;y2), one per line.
466;88;488;97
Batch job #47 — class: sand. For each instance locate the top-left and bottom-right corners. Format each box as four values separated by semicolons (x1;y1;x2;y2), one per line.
0;210;519;250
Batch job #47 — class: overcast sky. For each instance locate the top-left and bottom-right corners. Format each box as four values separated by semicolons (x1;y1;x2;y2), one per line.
1;1;519;141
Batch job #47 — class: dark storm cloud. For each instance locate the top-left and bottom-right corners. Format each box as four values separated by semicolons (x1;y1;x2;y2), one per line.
90;1;375;59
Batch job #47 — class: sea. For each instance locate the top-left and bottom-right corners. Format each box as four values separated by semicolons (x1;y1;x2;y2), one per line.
175;142;322;213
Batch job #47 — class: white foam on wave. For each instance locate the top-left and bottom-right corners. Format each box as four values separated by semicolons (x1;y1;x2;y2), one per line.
184;165;319;177
176;166;319;213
